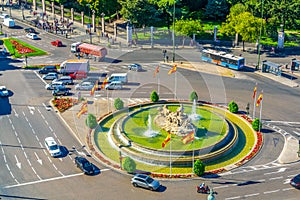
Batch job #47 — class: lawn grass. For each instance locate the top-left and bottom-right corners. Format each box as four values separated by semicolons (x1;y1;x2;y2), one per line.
123;105;227;150
2;38;47;58
94;103;256;174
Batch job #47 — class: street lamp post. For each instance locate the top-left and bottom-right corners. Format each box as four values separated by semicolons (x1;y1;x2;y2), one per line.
86;4;92;43
21;4;25;20
257;0;264;70
172;1;176;62
1;0;4;11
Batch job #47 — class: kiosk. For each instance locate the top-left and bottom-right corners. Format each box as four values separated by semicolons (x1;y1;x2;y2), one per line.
262;60;282;76
291;58;300;71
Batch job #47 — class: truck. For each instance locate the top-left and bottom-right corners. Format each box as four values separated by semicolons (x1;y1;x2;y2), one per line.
70;42;107;61
3;18;15;28
59;59;90;75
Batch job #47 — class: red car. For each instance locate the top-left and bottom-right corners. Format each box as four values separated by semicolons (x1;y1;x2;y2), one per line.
51;40;63;47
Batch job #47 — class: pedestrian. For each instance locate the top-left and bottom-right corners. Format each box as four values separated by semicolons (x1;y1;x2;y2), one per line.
166;56;169;62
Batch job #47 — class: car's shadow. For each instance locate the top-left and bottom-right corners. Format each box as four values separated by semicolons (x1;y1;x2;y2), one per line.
58;146;69;158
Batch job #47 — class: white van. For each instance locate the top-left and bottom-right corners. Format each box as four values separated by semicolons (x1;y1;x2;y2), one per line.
108;73;128;84
105;81;123;90
3;18;15;28
44;137;61;157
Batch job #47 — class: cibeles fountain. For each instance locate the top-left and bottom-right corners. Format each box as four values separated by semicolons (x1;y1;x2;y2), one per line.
154;104;195;136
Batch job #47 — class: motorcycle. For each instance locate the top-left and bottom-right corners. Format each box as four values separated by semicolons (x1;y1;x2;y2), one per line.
196;185;218;194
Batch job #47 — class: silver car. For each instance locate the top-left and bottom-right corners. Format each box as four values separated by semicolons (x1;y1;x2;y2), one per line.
42;72;58;80
131;174;160;191
75;81;94;90
45;81;65;90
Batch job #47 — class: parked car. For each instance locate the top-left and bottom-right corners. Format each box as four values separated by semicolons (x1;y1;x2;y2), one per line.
38;66;58;74
24;27;36;33
44;137;61;157
0;13;9;19
42;72;58;80
290;174;300;189
51;40;63;47
45;81;65;90
0;85;9;97
131;174;161;191
128;63;142;71
74;156;95;175
75;81;94;90
26;33;38;40
52;87;70;96
52;76;73;85
105;81;122;90
69;71;87;79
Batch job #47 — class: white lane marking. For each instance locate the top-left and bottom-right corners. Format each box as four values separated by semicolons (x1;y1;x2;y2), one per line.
225;196;241;200
244;193;259;197
214;185;229;189
263;189;280;194
264;168;286;175
269;176;283;180
293;131;300;136
49;126;53;132
100;168;110;172
4;173;84;189
15;155;21;169
34;152;43;165
13;109;19;117
282;188;294;191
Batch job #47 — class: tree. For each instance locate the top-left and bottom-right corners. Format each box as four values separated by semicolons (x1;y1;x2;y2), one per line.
194;159;205;176
205;0;229;20
123;157;136;173
175;19;202;47
221;3;265;50
85;113;97;129
189;91;198;102
114;98;124;110
252;118;262;131
150;90;159;102
228;100;238;113
118;0;160;27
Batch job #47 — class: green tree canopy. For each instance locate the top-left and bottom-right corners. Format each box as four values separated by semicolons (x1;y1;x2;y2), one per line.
150;90;159;102
228;100;239;113
189;91;199;102
123;157;136;173
252;118;262;131
194;159;205;176
114;98;124;110
85;113;97;129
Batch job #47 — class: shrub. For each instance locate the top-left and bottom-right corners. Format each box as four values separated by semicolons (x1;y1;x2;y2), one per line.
252;118;262;131
190;91;198;102
114;98;124;110
150;90;159;102
85;113;98;129
228;100;239;113
123;157;136;174
194;159;205;176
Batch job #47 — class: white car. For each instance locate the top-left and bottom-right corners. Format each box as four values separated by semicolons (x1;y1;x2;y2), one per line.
0;85;9;97
26;33;38;40
42;72;58;80
0;13;9;19
45;81;65;90
75;81;94;90
44;137;61;157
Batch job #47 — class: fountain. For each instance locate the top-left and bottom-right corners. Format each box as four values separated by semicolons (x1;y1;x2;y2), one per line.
189;99;201;121
144;114;159;137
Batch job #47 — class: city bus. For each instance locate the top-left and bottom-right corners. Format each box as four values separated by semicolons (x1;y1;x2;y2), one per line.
201;49;245;70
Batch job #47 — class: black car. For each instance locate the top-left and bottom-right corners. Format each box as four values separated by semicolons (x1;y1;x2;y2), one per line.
290;174;300;189
52;87;70;96
38;66;58;74
24;27;36;33
75;156;95;175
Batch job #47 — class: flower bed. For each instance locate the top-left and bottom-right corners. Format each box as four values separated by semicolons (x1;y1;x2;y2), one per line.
52;97;78;112
10;39;36;54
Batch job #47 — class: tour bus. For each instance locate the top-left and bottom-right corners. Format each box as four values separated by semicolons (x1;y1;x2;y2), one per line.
201;49;245;70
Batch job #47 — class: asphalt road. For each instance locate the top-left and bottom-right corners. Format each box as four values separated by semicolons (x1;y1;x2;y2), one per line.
0;20;300;200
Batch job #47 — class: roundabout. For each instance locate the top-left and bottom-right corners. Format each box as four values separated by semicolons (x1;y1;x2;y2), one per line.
90;99;260;176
